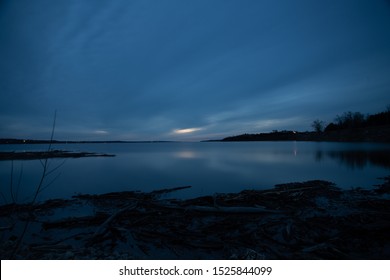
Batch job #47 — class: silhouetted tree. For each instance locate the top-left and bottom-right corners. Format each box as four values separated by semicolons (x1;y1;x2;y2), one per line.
324;122;338;132
367;110;390;126
311;119;324;133
335;111;366;129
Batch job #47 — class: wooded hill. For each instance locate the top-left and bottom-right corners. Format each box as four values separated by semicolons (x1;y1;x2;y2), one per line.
222;109;390;142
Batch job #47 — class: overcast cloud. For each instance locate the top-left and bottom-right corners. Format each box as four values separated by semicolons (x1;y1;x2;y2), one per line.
1;0;390;140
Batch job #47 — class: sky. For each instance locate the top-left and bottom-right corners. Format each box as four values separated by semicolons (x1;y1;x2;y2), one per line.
1;0;390;141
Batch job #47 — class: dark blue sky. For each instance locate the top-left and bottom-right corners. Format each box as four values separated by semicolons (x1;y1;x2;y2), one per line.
1;0;390;140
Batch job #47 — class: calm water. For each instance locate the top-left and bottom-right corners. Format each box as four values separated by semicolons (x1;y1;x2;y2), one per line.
1;141;390;204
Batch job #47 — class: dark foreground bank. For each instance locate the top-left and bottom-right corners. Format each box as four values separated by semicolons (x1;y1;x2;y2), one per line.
1;178;389;260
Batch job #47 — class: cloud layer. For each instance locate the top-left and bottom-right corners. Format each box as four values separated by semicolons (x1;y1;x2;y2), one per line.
1;0;390;140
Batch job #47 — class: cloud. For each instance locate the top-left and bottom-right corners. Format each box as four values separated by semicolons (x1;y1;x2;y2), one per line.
173;128;203;135
1;0;390;140
94;130;109;135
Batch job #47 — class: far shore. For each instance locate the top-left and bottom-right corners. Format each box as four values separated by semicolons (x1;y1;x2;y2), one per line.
2;124;390;145
219;125;390;143
0;139;173;145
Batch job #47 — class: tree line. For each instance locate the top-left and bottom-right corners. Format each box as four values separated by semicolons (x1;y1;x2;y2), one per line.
312;106;390;133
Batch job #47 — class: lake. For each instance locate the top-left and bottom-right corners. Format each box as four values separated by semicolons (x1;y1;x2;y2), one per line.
1;141;389;204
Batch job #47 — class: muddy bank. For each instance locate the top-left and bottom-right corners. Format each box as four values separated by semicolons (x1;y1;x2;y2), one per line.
1;178;389;260
0;150;115;160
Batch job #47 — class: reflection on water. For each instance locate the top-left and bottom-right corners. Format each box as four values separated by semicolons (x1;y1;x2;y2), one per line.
1;141;390;203
316;150;390;169
175;151;198;159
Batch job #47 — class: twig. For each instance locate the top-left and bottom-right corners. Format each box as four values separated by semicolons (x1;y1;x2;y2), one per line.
15;162;24;203
10;160;15;203
11;110;58;258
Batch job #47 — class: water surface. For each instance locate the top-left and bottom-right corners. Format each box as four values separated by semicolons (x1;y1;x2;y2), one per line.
1;141;389;204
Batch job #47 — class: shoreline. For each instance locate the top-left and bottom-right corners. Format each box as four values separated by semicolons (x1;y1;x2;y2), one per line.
220;125;390;143
1;178;389;260
2;124;390;145
0;150;115;160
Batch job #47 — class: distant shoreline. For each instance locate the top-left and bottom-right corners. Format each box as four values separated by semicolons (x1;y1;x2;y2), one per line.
217;124;390;143
2;125;390;144
0;139;174;145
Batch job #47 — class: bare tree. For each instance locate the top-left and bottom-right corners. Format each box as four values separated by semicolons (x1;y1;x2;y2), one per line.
311;119;324;133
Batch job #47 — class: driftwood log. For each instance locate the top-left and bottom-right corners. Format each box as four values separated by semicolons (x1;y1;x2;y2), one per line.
1;179;389;260
89;202;138;243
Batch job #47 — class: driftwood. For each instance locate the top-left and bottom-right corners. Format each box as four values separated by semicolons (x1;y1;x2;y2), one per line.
150;185;192;197
29;243;72;252
0;225;13;231
157;203;283;214
89;202;138;243
1;178;390;260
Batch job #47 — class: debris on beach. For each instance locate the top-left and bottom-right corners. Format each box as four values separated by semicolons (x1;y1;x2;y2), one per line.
1;178;389;260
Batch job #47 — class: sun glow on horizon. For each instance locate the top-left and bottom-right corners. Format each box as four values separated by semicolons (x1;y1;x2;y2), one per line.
173;127;202;134
94;130;109;134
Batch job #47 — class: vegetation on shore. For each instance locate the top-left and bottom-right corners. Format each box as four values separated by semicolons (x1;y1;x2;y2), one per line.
222;107;390;142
